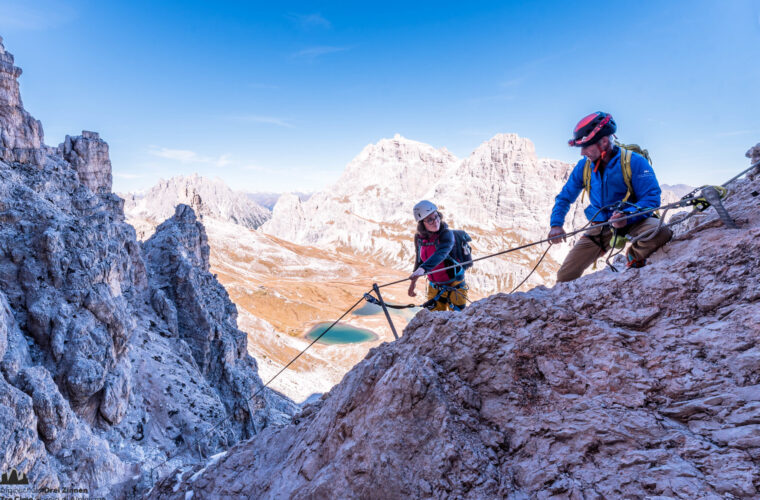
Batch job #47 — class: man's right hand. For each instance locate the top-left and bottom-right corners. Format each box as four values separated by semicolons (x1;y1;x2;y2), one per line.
548;226;566;245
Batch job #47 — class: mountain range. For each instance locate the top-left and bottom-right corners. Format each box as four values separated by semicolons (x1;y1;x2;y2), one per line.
121;174;271;239
262;133;681;293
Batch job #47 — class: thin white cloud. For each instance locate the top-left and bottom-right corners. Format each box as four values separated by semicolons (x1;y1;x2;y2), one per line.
215;154;232;167
148;147;232;167
292;46;349;59
150;147;200;163
0;1;76;30
231;115;295;128
287;13;332;29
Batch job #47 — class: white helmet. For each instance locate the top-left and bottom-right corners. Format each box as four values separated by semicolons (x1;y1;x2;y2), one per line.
413;200;438;222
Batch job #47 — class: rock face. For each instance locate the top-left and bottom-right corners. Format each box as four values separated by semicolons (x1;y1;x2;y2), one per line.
152;159;760;498
0;36;44;165
747;143;760;165
123;174;271;239
263;134;678;293
142;204;293;440
61;131;113;194
0;36;294;497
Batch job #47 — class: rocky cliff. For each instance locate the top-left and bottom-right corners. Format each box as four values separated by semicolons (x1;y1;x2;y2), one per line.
152;154;760;498
0;36;293;498
0;36;44;165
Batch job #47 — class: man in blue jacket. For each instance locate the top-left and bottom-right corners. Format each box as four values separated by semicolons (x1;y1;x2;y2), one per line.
548;112;672;282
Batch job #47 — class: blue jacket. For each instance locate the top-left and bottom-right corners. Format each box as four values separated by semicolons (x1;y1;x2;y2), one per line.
550;147;663;228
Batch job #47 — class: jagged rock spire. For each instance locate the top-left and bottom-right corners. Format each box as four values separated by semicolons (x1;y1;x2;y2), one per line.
62;131;113;194
0;35;44;163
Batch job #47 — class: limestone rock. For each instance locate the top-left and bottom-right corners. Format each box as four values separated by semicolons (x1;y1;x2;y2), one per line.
0;36;44;165
143;203;297;440
61;131;113;194
122;174;271;240
746;143;760;165
0;35;296;498
152;153;760;499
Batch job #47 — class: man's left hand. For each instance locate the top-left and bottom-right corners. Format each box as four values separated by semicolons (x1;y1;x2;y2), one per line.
610;211;627;229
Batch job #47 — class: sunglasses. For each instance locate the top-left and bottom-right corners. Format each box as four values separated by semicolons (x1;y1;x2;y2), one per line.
423;213;440;224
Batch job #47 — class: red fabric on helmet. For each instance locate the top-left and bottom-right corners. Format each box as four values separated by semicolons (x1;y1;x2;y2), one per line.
574;113;599;133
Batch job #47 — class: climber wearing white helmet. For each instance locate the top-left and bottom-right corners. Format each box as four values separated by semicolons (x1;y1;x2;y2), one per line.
408;200;471;311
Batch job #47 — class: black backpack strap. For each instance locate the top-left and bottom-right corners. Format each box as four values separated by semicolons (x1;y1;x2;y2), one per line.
413;234;421;270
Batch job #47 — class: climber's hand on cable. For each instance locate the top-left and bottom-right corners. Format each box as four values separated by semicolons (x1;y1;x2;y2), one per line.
410;267;425;279
610;211;627;229
548;226;566;245
408;280;417;297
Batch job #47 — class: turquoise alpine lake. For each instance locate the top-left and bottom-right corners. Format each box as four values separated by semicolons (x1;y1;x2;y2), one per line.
305;322;378;345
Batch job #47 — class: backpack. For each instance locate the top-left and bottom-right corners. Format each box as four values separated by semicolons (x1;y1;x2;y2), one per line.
580;141;652;204
449;230;473;271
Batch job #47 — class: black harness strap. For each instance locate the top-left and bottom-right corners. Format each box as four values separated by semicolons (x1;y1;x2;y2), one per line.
363;293;418;309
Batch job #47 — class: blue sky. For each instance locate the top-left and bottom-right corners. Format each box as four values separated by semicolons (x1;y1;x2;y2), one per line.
1;0;759;194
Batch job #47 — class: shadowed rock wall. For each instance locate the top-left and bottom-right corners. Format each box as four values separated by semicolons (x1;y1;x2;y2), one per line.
0;36;295;498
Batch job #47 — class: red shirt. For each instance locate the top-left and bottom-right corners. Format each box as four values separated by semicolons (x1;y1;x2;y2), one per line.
419;236;450;284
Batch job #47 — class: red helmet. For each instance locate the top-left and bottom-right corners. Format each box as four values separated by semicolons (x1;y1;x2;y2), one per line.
568;112;616;147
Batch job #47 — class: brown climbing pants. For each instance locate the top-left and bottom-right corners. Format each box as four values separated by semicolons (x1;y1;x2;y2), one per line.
556;217;673;283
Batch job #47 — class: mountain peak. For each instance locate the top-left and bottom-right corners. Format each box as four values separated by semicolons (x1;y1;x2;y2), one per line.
477;133;536;154
123;173;271;232
353;135;459;167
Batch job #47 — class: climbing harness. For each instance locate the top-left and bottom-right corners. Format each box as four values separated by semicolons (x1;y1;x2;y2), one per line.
425;281;469;311
362;282;469;311
362;292;417;310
